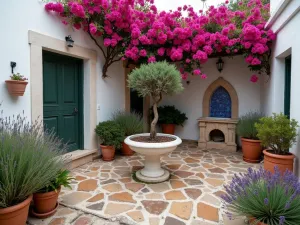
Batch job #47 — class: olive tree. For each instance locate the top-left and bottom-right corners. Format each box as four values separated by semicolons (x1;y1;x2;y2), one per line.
128;61;183;139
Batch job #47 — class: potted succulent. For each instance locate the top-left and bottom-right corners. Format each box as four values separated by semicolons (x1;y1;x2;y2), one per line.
95;120;125;161
112;111;144;156
236;112;264;163
125;61;183;183
154;105;188;135
5;73;28;96
255;113;299;173
222;167;300;225
0;113;67;225
32;170;73;218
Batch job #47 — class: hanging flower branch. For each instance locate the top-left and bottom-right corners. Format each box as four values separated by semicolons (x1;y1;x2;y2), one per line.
45;0;275;82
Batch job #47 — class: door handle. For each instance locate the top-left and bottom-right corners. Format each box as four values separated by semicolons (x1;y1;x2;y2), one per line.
73;107;78;115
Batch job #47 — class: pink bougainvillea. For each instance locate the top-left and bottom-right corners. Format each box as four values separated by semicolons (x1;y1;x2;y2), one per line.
44;0;274;80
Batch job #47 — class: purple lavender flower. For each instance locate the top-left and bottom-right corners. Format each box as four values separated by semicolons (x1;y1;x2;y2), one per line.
279;216;285;225
264;198;269;205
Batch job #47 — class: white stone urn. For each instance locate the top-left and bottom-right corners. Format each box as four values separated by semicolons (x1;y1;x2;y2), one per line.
124;133;182;183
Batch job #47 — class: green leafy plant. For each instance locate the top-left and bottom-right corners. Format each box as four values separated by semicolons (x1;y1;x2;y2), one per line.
95;120;125;148
255;113;299;155
38;170;73;193
152;105;188;126
10;73;27;81
128;61;183;139
236;111;264;140
112;111;144;136
0;113;68;208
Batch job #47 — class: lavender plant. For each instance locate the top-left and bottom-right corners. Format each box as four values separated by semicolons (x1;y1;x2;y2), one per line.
0;112;68;208
222;167;300;225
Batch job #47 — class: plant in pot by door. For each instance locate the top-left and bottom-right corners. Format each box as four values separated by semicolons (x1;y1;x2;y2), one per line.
32;170;73;218
236;112;264;163
95;121;125;161
112;111;144;156
5;73;28;96
255;113;299;173
0;113;67;225
154;105;188;135
125;61;184;183
222;167;300;225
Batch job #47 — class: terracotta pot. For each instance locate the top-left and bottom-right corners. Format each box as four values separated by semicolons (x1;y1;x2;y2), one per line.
241;138;262;163
249;218;267;225
263;149;295;174
0;195;32;225
161;124;175;135
121;141;134;156
100;145;115;161
5;80;28;96
33;188;60;215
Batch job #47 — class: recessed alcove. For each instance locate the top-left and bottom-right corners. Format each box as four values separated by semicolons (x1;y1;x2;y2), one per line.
209;129;225;142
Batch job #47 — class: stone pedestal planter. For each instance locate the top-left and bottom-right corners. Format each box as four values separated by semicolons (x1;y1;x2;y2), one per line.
125;133;182;183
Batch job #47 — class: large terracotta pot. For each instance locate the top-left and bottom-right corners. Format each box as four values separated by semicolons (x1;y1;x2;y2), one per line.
32;187;60;218
161;124;175;135
241;138;262;163
121;141;134;156
5;80;28;96
100;145;115;161
0;195;32;225
263;149;295;174
249;218;267;225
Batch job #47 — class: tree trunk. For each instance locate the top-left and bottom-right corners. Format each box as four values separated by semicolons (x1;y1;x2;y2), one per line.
150;101;158;140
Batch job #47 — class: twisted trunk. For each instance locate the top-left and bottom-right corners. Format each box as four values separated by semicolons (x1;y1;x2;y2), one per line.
150;94;162;140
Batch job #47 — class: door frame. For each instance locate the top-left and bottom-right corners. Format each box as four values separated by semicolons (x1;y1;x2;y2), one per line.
29;30;97;151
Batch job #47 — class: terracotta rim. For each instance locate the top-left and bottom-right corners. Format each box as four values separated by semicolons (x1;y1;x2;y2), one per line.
263;149;295;159
0;195;32;215
241;138;262;143
5;80;28;84
31;202;59;219
33;188;61;199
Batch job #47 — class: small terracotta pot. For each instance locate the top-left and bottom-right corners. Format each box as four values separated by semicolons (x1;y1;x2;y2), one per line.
100;145;115;161
33;188;60;215
121;141;134;156
0;195;32;225
263;149;295;174
5;80;28;96
249;218;267;225
241;138;262;163
161;124;175;135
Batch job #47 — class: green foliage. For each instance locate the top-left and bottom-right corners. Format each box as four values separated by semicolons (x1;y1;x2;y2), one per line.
112;111;144;136
153;105;188;126
95;121;125;148
38;170;73;193
236;112;264;140
255;113;299;155
0;114;67;208
128;61;183;100
10;73;27;81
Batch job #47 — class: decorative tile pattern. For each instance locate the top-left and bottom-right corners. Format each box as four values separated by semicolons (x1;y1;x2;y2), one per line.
210;86;232;118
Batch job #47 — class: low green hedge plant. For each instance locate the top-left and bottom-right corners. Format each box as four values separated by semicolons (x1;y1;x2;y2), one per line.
154;105;188;126
112;111;143;136
37;170;73;193
237;112;264;140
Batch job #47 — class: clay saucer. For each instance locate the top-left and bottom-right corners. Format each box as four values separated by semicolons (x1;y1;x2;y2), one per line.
30;202;59;219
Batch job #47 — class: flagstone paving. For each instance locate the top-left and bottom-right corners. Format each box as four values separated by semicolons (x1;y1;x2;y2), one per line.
27;140;261;225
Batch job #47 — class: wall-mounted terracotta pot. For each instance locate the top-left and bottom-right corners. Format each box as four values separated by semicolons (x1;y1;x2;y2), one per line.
0;195;32;225
263;149;295;174
161;124;175;135
121;141;134;156
5;80;28;96
241;138;262;163
100;145;115;161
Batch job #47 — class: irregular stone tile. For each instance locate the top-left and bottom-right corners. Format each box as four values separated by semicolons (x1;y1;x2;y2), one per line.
149;217;160;225
75;175;87;181
56;207;74;216
188;163;200;168
90;166;100;171
100;169;110;172
86;202;104;211
205;178;224;187
74;216;91;225
214;190;226;198
111;161;129;167
109;192;136;203
206;173;224;179
215;163;230;168
141;188;150;193
184;157;199;163
170;201;193;220
174;171;194;178
179;165;191;171
223;215;247;225
184;179;203;186
126;183;145;192
184;188;202;200
99;173;110;178
128;160;143;166
127;211;144;222
170;180;187;189
197;202;219;222
192;167;207;172
166;164;181;170
164;190;186;200
102;183;123;192
201;194;221;206
190;220;216;225
49;218;66;225
78;179;98;191
119;178;132;183
85;172;99;177
196;172;205;179
141;200;168;215
62;192;91;205
113;170;131;177
148;183;170;192
104;203;134;215
170;175;180;179
146;193;163;200
101;179;116;185
202;163;214;169
215;158;229;163
209;167;226;174
87;193;104;202
163;216;185;225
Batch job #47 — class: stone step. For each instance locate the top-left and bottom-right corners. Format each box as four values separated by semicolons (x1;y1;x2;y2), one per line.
64;149;98;169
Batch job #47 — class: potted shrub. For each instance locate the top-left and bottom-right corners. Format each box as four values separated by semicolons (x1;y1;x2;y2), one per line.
255;113;299;173
5;73;28;96
236;112;264;163
0;114;67;225
125;61;183;183
95;120;125;161
222;167;300;225
32;170;73;218
154;105;188;135
112;111;144;156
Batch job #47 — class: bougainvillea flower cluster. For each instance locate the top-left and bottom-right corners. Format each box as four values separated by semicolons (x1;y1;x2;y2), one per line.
45;0;275;82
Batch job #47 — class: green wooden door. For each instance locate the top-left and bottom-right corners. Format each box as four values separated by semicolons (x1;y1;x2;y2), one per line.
284;55;291;118
43;51;83;151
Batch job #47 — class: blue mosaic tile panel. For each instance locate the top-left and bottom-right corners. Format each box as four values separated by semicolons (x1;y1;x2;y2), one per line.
210;86;232;118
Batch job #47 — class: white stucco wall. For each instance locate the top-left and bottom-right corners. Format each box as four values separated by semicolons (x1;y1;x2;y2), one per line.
0;0;124;122
160;55;261;140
